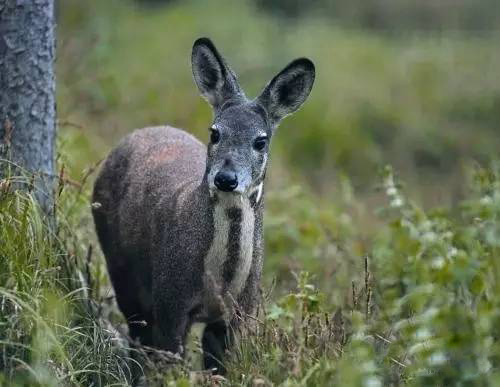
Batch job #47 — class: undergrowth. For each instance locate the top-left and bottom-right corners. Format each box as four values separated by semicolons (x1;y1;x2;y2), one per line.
224;163;500;386
0;161;498;386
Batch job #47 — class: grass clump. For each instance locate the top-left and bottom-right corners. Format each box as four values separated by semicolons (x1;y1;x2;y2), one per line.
0;172;135;386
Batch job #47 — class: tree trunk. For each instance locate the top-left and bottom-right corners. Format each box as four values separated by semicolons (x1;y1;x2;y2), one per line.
0;0;56;214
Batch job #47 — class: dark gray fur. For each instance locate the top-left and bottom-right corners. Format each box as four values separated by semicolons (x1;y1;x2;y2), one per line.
92;37;314;372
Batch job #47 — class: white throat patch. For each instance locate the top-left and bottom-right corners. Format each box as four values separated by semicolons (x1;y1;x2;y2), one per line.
203;194;255;319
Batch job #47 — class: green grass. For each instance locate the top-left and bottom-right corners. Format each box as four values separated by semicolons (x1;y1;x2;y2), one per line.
1;160;499;385
0;176;131;386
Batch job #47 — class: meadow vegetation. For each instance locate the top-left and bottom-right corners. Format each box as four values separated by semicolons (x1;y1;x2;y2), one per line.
1;0;499;385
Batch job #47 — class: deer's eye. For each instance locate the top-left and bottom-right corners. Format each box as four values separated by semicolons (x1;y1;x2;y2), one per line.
253;136;268;151
210;128;220;144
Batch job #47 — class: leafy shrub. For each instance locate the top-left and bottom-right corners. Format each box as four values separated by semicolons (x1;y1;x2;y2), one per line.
373;163;500;385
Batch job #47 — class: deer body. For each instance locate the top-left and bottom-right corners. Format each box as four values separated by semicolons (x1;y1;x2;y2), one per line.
92;38;314;372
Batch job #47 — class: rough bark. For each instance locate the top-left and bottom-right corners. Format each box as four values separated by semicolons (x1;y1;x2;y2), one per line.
0;0;56;214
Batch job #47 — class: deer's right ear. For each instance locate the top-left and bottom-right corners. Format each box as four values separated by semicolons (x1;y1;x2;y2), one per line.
256;58;315;128
192;38;244;111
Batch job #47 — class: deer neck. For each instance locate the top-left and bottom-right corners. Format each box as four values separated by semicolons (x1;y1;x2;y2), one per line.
203;184;263;309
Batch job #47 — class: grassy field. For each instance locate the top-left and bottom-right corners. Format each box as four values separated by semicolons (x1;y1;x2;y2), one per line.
1;0;499;385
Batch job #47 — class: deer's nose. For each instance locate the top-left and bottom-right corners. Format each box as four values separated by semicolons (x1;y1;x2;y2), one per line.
214;171;238;192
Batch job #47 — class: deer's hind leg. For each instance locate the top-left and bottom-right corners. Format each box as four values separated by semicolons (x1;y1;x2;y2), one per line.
93;208;154;346
105;250;154;347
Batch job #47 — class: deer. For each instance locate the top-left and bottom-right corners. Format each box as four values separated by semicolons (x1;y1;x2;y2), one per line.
91;37;315;372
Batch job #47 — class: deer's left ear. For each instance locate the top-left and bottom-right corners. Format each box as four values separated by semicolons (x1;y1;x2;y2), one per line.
192;37;245;112
256;58;315;128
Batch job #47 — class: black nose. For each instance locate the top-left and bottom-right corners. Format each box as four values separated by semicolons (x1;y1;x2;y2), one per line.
214;171;238;192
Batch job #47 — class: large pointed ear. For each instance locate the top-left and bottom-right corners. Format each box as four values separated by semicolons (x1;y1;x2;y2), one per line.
256;58;315;128
191;37;244;112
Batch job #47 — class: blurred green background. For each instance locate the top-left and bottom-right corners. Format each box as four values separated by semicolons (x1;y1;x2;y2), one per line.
58;0;500;204
57;0;500;289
